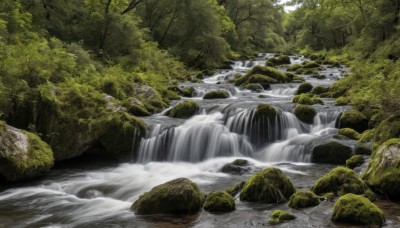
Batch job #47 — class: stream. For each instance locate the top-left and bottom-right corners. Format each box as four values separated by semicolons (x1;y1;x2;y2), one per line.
1;54;399;227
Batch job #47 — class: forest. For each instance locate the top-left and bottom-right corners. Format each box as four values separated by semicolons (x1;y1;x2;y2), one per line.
0;0;400;227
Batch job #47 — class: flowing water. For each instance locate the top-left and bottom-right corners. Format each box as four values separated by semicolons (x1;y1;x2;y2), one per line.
1;54;399;227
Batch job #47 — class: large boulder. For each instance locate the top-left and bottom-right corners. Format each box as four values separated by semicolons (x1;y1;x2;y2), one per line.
169;101;199;119
312;166;366;195
203;191;235;213
361;139;400;199
288;190;320;209
338;110;369;133
132;178;205;215
311;141;353;164
295;82;313;95
332;194;385;226
0;122;54;182
373;116;400;145
254;103;277;119
295;105;316;124
240;167;296;203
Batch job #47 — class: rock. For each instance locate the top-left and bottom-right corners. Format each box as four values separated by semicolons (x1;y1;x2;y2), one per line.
311;141;353;164
311;86;329;95
293;75;305;82
133;85;168;113
268;210;296;225
332;194;385;226
335;97;349;106
295;105;316;124
302;61;320;68
247;66;288;83
203;191;235;213
338;128;361;140
254;103;277;119
243;83;264;92
168;86;195;97
0;122;54;182
169;101;199;119
346;155;364;169
203;90;230;99
248;74;277;86
295;82;313;95
221;159;250;175
355;144;372;155
374;116;400;145
132;178;205;215
288;190;320;209
125;97;150;116
338;110;369;133
240;167;296;203
294;94;323;105
361;139;400;199
285;72;296;81
265;55;291;66
312;167;366;195
226;181;246;196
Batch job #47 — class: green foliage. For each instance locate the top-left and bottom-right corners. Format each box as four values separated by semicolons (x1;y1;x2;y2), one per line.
288;190;320;209
332;194;385;226
204;191;235;213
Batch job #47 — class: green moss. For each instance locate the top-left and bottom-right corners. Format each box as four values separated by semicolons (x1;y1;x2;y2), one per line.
0;122;54;182
346;155;364;169
203;90;230;99
268;210;296;225
358;129;375;143
124;98;150;116
285;72;295;81
295;105;316;124
243;83;264;92
302;61;320;68
232;159;249;166
246;66;288;83
311;167;366;195
339;110;368;133
132;178;205;215
293;75;305;82
335;97;349;106
292;95;301;103
338;128;361;140
288;190;320;209
254;103;277;119
169;101;199;119
226;181;246;196
240;167;296;203
295;83;313;95
298;94;314;105
355;144;372;155
325;192;336;200
373;116;400;145
204;191;235;213
332;194;385;226
312;141;353;164
311;86;329;95
266;55;291;66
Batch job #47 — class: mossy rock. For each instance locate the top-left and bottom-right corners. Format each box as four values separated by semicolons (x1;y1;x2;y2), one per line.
268;210;296;225
246;66;288;83
335;96;349;106
125;98;150;117
203;90;230;99
240;167;296;203
302;61;321;68
288;190;320;209
358;129;375;143
168;86;195;97
295;105;316;124
297;94;314;105
266;55;291;66
0;122;54;182
355;144;372;155
285;72;296;82
243;83;264;92
132;178;205;215
338;110;369;133
169;101;199;119
332;194;385;226
361;139;400;199
292;95;301;103
373;116;400;145
311;86;329;95
248;74;277;86
221;159;250;175
338;128;361;140
295;83;313;95
311;167;366;195
346;155;365;169
204;191;235;213
293;75;305;82
226;181;246;196
254;103;277;119
311;141;353;164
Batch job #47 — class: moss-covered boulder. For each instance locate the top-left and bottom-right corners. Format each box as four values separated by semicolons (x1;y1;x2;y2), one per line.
373;116;400;145
311;86;329;95
254;103;277;119
240;167;296;203
226;181;246;196
288;190;320;209
338;110;369;133
248;74;277;86
294;94;323;105
295;82;313;95
361;139;400;199
266;55;291;66
132;178;205;215
220;159;250;175
332;194;385;226
268;210;296;225
295;105;317;124
355;144;372;155
204;191;235;213
346;155;365;169
311;141;353;164
134;85;168;113
338;128;361;140
243;83;265;92
293;75;305;83
302;61;320;68
0;122;54;182
203;90;230;99
169;101;199;119
311;167;366;195
125;97;151;116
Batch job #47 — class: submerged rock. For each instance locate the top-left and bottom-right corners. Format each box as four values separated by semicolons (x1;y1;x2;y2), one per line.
240;167;296;203
288;190;320;209
268;210;296;225
132;178;205;215
311;141;353;164
332;194;385;226
0;122;54;182
362;139;400;199
312;166;366;195
169;101;199;119
204;191;235;213
203;89;230;99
